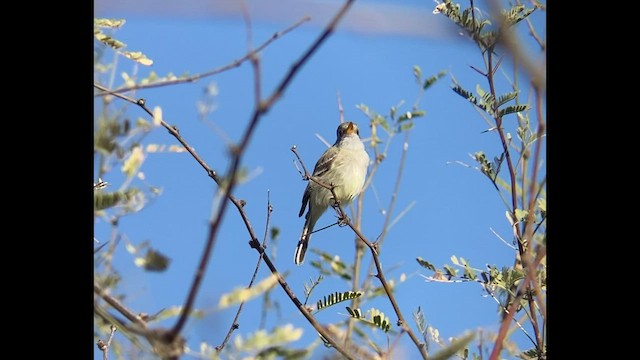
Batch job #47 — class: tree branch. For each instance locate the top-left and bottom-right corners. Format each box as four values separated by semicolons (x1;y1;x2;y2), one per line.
97;325;117;360
94;16;311;96
94;282;147;328
215;192;274;353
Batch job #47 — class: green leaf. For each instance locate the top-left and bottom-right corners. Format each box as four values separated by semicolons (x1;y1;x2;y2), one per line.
233;324;303;352
430;332;476;360
499;104;528;117
473;151;496;179
357;104;389;132
537;198;546;214
94;189;140;211
122;50;154;66
356;103;371;117
346;307;391;332
480;92;496;114
372;312;390;332
270;226;280;240
520;346;545;360
413;306;427;336
94;18;126;28
475;84;486;98
346;306;361;317
376;115;390;132
423;70;447;90
496;91;519;107
451;85;483;110
398;122;414;132
255;346;309;359
316;291;363;312
398;110;425;122
461;260;477;281
389;105;397;121
121;146;145;178
416;257;436;271
413;65;422;84
443;265;457;278
503;5;535;27
219;273;282;309
311;249;352;281
134;248;171;272
151;306;205;322
94;30;126;50
514;208;528;221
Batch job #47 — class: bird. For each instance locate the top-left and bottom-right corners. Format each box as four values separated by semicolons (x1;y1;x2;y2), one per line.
294;121;370;265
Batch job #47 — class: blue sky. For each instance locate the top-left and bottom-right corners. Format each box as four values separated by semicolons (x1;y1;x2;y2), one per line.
94;1;546;358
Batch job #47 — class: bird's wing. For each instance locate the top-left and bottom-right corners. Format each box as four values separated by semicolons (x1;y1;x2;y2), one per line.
312;146;339;178
299;186;310;217
299;146;338;217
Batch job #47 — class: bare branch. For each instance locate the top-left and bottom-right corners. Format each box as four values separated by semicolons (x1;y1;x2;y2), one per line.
94;16;311;96
94;282;147;328
97;325;117;360
375;130;411;246
261;0;357;109
215;191;274;353
342;205;428;359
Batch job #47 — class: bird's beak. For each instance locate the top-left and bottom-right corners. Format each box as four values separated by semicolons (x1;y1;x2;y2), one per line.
345;122;357;135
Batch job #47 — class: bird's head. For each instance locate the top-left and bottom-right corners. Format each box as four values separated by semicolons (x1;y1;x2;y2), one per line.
338;121;360;139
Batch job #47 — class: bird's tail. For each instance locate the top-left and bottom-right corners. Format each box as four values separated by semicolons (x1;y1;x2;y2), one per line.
294;217;313;265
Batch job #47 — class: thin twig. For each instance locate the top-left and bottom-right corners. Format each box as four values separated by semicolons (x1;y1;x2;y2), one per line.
239;0;253;53
250;240;356;359
387;200;416;232
97;325;117;360
375;130;411;246
486;53;523;255
354;129;413;335
215;191;274;353
261;0;356;109
94;306;149;351
345;214;428;359
94;16;311;96
102;220;120;275
489;227;517;250
94;282;147;328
